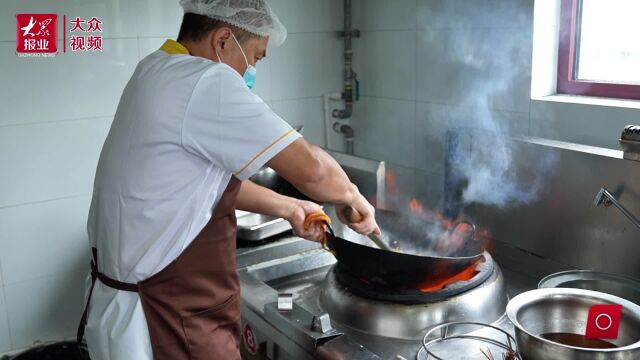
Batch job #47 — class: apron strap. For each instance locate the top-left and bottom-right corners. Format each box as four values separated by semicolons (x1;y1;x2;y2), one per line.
77;248;140;345
77;248;98;345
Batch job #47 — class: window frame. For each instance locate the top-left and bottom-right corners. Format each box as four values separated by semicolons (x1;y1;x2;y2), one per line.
557;0;640;100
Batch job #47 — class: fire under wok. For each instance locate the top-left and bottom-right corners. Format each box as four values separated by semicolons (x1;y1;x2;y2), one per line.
324;208;489;290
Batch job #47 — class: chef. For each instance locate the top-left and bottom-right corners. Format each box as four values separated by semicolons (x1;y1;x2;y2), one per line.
77;0;380;359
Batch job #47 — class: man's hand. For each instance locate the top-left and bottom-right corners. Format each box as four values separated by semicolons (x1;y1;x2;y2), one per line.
267;138;382;236
284;199;326;242
236;180;327;242
335;194;381;236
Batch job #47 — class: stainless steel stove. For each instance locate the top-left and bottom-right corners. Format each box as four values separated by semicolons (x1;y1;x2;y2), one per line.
320;251;506;340
236;233;560;360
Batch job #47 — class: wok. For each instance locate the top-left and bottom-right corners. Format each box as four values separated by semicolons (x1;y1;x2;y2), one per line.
324;208;486;289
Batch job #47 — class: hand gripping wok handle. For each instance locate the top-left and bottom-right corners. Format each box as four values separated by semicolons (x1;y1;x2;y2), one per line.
342;207;391;251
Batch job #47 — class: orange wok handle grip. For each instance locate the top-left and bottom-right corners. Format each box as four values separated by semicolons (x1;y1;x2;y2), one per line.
303;212;333;251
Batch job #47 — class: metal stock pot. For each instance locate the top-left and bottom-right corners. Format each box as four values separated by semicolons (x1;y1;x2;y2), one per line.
507;288;640;360
539;270;640;307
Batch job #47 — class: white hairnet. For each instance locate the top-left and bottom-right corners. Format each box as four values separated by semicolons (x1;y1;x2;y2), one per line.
179;0;287;46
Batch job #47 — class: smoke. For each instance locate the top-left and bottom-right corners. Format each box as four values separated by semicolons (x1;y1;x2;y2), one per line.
449;131;558;207
418;0;558;208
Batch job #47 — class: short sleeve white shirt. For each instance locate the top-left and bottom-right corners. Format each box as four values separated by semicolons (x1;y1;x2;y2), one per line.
84;40;300;360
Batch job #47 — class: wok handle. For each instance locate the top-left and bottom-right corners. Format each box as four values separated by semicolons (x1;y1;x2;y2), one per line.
342;206;362;222
341;207;391;251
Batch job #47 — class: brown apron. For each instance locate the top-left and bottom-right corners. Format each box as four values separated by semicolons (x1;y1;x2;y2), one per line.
78;177;242;360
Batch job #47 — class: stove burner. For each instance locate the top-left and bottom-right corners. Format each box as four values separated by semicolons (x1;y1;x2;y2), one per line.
334;253;494;304
319;252;507;340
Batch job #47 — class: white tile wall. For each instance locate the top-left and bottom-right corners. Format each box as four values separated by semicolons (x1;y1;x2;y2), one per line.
416;0;533;31
134;0;183;38
0;0;344;355
361;30;416;100
271;97;325;145
5;270;86;349
0;196;91;285
415;28;532;113
270;32;343;100
354;0;417;31
0;118;111;208
270;0;343;33
352;97;416;169
0;286;11;354
0;40;138;126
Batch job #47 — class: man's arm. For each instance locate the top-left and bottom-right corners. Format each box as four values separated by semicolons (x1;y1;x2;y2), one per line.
236;179;295;219
236;180;325;242
266;138;380;236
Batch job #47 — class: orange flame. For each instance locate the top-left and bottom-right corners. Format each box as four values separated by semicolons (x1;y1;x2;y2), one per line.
402;199;493;293
409;198;424;215
418;260;481;292
385;170;396;187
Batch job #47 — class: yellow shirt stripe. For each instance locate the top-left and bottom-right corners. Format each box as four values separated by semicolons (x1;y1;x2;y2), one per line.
235;129;296;176
160;39;190;55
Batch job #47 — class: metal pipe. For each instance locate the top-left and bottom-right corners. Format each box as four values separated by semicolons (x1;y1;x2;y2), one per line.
333;122;355;154
333;0;358;120
323;92;342;149
345;139;354;155
593;187;640;230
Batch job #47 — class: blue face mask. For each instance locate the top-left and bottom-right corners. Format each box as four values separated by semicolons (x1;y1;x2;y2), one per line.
231;33;257;89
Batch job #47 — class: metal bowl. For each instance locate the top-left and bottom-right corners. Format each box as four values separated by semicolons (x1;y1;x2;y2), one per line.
539;271;640;307
507;288;640;360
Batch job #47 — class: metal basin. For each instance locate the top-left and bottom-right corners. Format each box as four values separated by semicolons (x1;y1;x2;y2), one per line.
539;271;640;307
236;212;292;241
507;288;640;360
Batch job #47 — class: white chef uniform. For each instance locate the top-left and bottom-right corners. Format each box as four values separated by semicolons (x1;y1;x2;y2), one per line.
83;39;300;360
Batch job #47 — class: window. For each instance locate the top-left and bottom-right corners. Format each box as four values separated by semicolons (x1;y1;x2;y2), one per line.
557;0;640;100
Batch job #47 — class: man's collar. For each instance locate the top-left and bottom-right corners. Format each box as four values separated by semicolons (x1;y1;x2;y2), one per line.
160;39;190;55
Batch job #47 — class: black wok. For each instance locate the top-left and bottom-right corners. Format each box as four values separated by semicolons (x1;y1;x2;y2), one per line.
325;208;486;289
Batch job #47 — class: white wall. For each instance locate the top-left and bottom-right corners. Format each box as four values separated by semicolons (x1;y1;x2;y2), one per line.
348;0;640;211
0;0;343;354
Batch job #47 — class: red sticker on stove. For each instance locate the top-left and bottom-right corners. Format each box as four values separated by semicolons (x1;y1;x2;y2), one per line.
585;304;622;339
243;323;258;354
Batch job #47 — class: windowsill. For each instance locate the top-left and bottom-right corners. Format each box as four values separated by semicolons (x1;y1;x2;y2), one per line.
532;94;640;110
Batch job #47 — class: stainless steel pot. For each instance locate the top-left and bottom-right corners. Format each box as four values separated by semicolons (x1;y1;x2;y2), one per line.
539;271;640;307
507;288;640;360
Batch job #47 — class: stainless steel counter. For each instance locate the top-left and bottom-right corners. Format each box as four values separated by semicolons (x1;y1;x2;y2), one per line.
236;235;570;360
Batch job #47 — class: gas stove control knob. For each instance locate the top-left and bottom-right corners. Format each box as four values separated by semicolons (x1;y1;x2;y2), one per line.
311;313;334;334
277;293;293;311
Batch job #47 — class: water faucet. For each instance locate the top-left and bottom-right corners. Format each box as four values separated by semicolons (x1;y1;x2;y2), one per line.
593;187;640;230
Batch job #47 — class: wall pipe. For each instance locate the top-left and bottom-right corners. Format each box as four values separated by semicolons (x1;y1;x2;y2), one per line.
333;122;354;154
333;0;359;120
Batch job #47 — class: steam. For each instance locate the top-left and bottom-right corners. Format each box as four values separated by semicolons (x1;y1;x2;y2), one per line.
418;1;557;207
